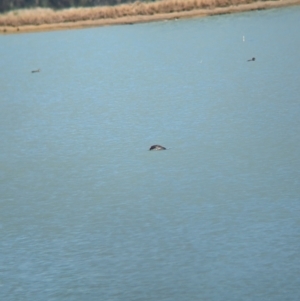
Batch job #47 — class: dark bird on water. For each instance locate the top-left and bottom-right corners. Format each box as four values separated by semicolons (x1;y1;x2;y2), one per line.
247;57;255;62
31;69;40;73
149;145;166;151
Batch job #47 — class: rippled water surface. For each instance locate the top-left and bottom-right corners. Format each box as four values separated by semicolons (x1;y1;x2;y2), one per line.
1;6;300;301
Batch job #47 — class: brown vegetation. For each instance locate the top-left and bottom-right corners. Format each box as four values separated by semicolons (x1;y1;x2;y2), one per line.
1;0;300;33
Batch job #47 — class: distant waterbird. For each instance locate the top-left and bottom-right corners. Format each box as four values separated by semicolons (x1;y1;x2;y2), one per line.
31;69;40;73
247;57;255;62
149;145;167;151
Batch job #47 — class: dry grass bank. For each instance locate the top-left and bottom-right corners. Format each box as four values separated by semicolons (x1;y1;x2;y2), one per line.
1;0;300;33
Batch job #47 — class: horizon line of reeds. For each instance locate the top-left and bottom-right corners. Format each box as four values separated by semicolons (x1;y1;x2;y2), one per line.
0;0;272;27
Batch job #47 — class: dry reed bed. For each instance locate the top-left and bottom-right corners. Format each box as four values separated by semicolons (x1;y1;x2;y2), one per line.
0;0;265;27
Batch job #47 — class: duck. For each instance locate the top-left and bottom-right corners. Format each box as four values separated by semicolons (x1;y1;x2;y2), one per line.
247;57;255;62
149;145;166;151
31;69;40;73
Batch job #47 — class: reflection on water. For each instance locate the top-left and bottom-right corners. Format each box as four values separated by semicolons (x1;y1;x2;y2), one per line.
1;6;300;301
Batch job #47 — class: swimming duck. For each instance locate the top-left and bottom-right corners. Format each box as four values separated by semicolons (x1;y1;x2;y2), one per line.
149;145;166;151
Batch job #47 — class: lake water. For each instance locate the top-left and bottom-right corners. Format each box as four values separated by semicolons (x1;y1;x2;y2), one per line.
1;6;300;301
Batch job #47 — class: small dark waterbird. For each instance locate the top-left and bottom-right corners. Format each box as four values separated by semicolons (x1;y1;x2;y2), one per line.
31;69;40;73
247;57;255;62
149;145;167;151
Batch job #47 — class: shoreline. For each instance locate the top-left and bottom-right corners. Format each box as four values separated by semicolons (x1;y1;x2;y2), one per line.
1;0;300;35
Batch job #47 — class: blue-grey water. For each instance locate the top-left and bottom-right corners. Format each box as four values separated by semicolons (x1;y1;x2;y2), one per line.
1;6;300;301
